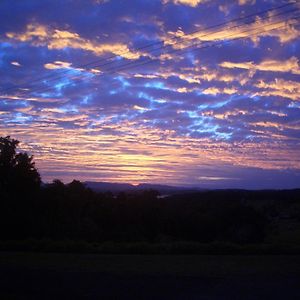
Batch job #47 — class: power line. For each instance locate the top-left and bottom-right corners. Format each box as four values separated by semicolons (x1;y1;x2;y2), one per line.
1;2;298;94
12;12;299;98
66;16;300;91
49;6;300;76
102;11;300;74
76;3;299;71
11;15;300;98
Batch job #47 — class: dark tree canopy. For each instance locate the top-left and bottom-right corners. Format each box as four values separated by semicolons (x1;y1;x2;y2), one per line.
1;136;299;252
0;136;41;193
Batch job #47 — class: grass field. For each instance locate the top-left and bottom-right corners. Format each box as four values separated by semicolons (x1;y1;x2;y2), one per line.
1;252;300;299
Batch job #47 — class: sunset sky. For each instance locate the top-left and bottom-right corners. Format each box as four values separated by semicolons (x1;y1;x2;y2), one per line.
0;0;300;188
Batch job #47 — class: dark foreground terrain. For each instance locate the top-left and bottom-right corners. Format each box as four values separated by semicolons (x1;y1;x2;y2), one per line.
1;138;300;298
1;252;300;299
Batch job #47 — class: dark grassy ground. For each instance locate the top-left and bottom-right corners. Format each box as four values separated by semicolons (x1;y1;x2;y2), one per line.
1;252;300;299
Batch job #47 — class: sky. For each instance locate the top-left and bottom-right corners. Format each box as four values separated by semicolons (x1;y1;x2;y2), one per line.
0;0;300;189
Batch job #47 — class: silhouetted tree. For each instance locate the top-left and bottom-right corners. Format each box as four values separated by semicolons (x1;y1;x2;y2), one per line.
0;136;41;194
0;136;41;239
0;136;19;192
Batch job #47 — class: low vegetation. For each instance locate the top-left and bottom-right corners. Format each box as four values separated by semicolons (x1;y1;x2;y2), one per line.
1;136;300;253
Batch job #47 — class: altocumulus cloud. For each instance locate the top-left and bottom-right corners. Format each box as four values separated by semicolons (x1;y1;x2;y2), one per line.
0;0;299;188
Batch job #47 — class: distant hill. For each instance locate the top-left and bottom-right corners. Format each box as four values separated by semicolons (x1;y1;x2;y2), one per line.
85;181;134;192
84;181;199;194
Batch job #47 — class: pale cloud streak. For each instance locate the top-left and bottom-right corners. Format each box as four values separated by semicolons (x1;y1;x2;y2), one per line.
11;61;21;67
254;78;300;101
162;0;206;7
0;94;66;103
44;61;72;70
202;87;238;95
220;56;300;75
238;0;256;5
6;24;143;60
164;14;299;49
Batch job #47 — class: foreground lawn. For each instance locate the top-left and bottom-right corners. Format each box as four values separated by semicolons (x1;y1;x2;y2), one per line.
1;252;300;276
1;252;300;299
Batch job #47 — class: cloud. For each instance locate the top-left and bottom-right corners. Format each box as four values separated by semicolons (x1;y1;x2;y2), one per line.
162;0;206;7
11;61;21;67
44;60;98;74
164;14;299;48
6;24;142;60
220;57;300;75
202;87;238;95
254;78;300;101
1;0;299;187
238;0;256;5
44;61;72;70
0;94;66;103
6;24;48;42
256;78;300;93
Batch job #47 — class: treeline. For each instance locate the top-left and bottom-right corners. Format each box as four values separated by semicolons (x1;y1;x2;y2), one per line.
1;136;300;251
1;179;300;245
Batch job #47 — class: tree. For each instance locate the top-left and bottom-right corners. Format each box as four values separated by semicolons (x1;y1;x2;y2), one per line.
0;136;41;194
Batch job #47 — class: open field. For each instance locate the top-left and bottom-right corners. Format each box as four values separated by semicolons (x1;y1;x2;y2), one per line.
1;252;300;299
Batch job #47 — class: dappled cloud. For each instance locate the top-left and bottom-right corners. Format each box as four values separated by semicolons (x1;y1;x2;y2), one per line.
6;24;142;59
162;0;206;7
220;57;300;75
1;0;300;186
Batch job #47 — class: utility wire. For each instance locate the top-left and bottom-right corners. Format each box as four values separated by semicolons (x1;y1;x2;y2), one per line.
13;12;299;98
11;15;300;98
1;1;298;94
102;11;300;74
65;16;300;91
